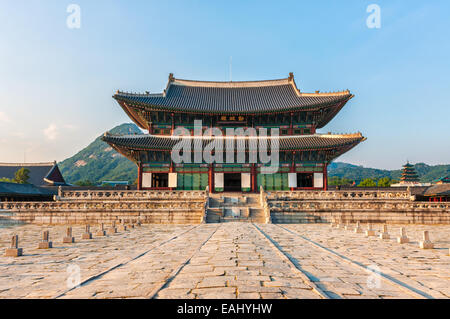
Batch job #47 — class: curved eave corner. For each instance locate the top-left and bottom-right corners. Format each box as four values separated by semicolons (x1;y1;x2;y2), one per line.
316;94;354;129
113;95;148;130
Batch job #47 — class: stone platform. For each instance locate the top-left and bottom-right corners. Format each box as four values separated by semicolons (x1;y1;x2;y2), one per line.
0;190;448;225
0;223;449;299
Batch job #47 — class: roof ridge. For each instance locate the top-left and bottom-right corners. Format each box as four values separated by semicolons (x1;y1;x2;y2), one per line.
0;162;56;167
104;132;364;140
171;77;291;88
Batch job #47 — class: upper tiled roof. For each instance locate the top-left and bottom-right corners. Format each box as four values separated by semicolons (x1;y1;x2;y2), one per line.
0;162;66;186
102;133;365;152
113;73;353;114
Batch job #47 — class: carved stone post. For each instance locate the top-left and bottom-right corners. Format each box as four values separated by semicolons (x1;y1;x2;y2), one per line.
38;230;53;249
365;223;375;237
107;221;117;235
354;221;363;233
5;235;23;257
117;220;128;232
82;224;93;240
63;227;75;243
96;223;106;236
397;227;409;244
379;224;390;239
419;231;434;249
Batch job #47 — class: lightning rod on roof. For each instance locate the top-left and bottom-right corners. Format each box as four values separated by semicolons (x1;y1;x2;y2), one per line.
229;56;232;82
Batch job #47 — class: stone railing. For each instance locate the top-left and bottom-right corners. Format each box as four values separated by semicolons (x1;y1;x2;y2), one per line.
202;186;210;223
260;186;271;224
0;200;205;212
267;190;411;201
0;199;206;225
268;200;450;212
57;189;207;201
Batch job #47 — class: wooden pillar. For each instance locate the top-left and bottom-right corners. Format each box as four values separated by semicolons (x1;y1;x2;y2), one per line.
171;113;175;135
137;163;143;190
291;151;295;191
169;160;174;191
251;164;257;193
289;113;293;135
323;163;328;191
209;165;214;193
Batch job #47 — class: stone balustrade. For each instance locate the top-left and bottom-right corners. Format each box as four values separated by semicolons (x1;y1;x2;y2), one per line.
267;197;450;224
58;189;207;201
0;191;208;225
268;200;450;212
0;200;205;212
267;190;411;201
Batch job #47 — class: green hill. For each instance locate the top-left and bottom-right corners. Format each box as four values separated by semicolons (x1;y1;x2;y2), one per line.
58;122;449;186
327;162;449;184
58;123;142;185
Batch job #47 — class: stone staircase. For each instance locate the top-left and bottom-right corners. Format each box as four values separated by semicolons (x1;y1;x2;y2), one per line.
205;193;266;223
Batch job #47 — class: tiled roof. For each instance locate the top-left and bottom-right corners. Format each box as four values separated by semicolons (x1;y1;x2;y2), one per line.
114;74;353;114
0;162;66;186
102;133;365;152
0;181;56;197
423;184;450;196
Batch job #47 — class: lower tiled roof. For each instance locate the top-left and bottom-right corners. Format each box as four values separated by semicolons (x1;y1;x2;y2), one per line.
0;162;66;186
102;133;365;152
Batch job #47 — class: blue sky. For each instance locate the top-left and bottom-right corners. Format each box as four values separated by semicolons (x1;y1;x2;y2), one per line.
0;0;449;169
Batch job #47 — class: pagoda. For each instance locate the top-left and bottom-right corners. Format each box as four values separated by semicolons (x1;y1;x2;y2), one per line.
103;73;366;192
400;162;419;183
391;162;430;187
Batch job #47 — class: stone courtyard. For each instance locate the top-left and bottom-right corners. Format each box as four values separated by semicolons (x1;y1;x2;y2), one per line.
0;222;449;299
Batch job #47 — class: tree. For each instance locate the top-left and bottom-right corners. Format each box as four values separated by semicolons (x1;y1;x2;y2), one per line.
358;178;377;187
0;177;14;183
74;179;95;186
13;168;30;184
377;177;393;187
328;176;354;186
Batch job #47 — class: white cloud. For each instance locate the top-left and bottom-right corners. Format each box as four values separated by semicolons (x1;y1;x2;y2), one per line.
44;123;59;140
64;124;78;130
0;111;12;123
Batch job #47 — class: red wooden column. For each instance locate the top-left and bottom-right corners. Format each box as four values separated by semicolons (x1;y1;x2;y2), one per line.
169;160;174;191
289;113;293;135
290;151;295;191
171;113;175;135
208;165;214;193
137;163;143;190
251;164;257;193
323;163;328;191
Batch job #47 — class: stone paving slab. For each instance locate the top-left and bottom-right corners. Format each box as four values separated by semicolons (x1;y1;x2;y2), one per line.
0;223;448;299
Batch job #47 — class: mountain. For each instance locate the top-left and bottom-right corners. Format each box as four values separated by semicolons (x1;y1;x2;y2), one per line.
58;123;142;185
58;122;449;185
328;162;450;183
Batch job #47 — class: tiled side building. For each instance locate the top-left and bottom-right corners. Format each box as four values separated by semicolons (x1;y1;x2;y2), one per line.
103;73;365;192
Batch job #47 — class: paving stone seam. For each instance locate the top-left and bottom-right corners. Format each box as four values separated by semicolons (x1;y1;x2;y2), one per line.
277;225;433;299
149;225;222;299
252;223;329;299
53;225;200;299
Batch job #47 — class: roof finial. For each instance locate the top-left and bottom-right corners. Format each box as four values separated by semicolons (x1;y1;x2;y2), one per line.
288;72;294;81
168;73;175;82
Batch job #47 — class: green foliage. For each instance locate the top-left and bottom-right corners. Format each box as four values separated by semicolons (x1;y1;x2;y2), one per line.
358;178;377;187
377;177;394;187
74;179;95;186
328;162;450;184
328;176;354;186
0;177;14;183
13;167;30;184
58;123;141;185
